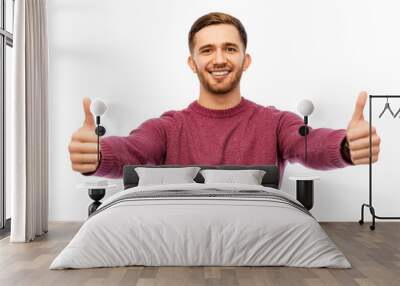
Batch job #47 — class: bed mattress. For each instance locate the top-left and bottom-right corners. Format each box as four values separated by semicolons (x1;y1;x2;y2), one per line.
50;183;351;269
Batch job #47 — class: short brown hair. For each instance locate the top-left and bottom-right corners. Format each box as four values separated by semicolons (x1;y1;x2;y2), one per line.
188;12;248;54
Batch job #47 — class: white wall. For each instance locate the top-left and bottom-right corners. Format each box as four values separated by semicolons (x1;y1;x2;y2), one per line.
48;0;400;221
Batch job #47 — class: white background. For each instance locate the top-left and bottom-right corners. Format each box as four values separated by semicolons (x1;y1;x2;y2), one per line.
47;0;400;221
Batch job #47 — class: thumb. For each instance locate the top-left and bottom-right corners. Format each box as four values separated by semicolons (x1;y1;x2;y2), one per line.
82;97;95;128
350;91;368;124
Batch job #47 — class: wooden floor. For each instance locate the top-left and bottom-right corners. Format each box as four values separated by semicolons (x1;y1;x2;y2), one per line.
0;222;399;286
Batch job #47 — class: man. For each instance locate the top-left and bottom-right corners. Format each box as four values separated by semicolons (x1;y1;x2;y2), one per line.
68;12;380;185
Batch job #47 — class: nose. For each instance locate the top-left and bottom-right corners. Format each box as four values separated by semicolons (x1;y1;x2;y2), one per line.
213;48;227;64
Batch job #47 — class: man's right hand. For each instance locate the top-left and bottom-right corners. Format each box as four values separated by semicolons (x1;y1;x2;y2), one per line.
68;97;100;173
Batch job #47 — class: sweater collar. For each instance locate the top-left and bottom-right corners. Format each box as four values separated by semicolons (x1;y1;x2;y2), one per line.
189;96;250;118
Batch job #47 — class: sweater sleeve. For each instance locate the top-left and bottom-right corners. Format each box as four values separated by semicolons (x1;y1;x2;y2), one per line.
277;110;352;170
85;114;171;178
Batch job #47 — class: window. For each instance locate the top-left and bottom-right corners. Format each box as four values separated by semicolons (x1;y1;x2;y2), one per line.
0;0;14;237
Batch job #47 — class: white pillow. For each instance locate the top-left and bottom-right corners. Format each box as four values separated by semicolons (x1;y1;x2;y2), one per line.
135;167;201;186
200;169;266;185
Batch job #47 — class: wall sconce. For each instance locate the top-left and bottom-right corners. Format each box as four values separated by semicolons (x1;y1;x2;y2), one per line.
90;98;107;163
297;99;314;163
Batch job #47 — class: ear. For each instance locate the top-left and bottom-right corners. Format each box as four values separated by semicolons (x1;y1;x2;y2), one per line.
187;56;197;73
242;53;252;71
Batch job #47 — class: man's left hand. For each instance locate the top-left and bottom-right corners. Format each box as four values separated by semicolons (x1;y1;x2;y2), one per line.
346;91;381;165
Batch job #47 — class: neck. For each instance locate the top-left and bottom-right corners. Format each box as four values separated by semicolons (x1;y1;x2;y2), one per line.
197;84;242;110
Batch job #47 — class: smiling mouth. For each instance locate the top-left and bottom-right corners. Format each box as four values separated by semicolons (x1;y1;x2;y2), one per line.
208;70;231;79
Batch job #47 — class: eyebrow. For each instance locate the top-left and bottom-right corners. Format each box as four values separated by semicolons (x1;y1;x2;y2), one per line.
198;42;240;51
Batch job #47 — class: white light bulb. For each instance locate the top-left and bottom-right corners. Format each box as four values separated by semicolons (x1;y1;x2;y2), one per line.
297;99;314;116
90;98;107;116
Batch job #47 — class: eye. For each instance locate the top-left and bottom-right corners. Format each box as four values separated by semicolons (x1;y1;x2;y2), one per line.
227;47;237;52
201;49;211;54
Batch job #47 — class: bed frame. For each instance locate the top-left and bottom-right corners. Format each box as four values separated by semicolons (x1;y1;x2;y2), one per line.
123;165;280;190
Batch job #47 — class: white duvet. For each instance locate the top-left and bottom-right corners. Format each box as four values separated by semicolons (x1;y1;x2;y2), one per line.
50;183;351;269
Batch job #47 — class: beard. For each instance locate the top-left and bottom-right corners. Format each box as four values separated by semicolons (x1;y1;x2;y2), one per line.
195;62;244;95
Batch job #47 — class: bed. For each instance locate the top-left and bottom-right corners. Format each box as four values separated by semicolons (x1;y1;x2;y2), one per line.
49;165;351;269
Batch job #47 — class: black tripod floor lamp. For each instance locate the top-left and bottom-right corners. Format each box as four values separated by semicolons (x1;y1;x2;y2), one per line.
359;94;400;230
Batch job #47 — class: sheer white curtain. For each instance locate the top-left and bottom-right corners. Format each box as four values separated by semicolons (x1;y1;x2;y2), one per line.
9;0;48;242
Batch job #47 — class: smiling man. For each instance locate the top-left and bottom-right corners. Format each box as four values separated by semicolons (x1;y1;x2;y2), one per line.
69;12;381;185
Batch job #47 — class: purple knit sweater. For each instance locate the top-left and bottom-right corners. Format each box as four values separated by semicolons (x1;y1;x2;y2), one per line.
90;97;351;185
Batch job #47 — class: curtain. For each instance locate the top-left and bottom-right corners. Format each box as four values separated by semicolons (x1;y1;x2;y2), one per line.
9;0;48;242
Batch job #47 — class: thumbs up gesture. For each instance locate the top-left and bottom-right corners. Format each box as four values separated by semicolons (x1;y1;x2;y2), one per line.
68;97;100;173
346;91;381;165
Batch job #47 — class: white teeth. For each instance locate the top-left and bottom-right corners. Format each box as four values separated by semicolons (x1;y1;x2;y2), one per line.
211;71;229;76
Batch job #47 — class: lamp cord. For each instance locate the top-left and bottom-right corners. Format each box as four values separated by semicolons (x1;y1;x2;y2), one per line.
96;116;101;164
97;125;100;163
305;125;307;163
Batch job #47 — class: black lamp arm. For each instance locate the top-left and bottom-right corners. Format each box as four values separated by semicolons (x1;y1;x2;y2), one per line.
94;115;106;164
298;116;310;163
